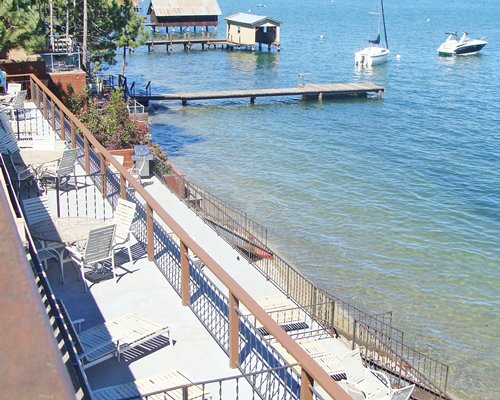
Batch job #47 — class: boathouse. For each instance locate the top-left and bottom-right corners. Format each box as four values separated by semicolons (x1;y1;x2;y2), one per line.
147;0;222;32
225;13;281;50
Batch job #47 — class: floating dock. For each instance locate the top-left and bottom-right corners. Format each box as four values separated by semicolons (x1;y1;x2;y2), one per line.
132;83;385;106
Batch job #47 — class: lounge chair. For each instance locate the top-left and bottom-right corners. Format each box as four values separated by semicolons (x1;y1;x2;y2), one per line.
92;369;210;400
241;294;310;335
340;348;392;399
111;198;137;266
75;313;171;369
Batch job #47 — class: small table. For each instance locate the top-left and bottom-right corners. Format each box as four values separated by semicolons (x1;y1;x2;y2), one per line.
30;217;111;245
20;150;63;168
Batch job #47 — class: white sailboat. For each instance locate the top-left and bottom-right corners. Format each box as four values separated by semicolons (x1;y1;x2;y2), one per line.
355;0;389;68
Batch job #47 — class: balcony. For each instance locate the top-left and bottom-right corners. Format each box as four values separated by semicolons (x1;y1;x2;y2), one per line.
0;75;451;400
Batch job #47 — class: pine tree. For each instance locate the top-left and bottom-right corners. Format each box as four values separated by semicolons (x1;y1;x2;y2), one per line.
0;0;45;58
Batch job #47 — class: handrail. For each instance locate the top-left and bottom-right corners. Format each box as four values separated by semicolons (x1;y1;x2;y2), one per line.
25;73;352;400
119;364;300;400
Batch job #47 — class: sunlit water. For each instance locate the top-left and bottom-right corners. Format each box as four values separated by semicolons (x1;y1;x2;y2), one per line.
111;0;500;398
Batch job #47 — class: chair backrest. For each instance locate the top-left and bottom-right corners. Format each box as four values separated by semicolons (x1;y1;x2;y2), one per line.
114;198;136;242
391;384;415;400
84;224;116;263
0;109;11;131
6;83;22;94
56;148;77;177
0;124;20;155
10;90;27;109
21;196;54;225
343;348;366;384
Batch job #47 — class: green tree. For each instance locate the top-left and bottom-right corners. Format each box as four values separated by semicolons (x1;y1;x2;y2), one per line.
69;0;147;72
0;0;45;58
115;1;147;75
82;90;149;150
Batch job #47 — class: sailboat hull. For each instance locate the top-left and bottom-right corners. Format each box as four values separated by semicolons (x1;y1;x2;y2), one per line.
355;47;390;67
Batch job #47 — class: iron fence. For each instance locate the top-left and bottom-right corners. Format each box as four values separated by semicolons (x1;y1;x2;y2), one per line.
153;155;451;398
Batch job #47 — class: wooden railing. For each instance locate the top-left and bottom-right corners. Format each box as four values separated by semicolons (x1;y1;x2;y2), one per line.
24;73;352;400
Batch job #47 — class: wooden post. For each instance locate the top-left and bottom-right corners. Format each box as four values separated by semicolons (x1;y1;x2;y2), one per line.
71;122;76;149
30;79;35;102
300;369;314;400
59;110;65;141
100;155;106;198
120;174;126;199
182;100;187;106
180;241;190;306
84;137;90;174
43;92;48;120
146;205;154;261
35;81;40;108
228;292;239;369
51;101;55;130
250;96;255;104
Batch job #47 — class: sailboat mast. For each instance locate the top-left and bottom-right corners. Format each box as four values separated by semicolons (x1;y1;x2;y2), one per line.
380;0;389;49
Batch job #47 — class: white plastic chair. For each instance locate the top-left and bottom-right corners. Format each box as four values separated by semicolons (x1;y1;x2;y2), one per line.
66;224;116;291
38;147;77;190
22;196;65;276
111;198;136;265
342;348;392;399
390;384;415;400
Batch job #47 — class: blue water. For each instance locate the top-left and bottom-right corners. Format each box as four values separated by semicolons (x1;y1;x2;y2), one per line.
112;1;500;398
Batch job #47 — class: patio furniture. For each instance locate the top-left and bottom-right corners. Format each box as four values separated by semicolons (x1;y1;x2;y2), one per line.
391;385;415;400
1;89;27;119
38;147;77;191
22;196;65;273
111;198;137;265
340;348;392;399
29;214;113;284
93;369;208;400
65;224;116;291
75;313;171;369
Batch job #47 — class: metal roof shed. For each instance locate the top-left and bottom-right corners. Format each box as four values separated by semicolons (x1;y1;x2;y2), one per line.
148;0;222;30
225;12;281;50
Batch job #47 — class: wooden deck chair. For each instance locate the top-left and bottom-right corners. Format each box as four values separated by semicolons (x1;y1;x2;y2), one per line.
111;198;136;266
93;369;209;400
75;313;170;369
341;348;392;399
65;224;116;291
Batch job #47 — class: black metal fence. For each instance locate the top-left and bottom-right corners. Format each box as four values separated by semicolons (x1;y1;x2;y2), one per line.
153;158;451;399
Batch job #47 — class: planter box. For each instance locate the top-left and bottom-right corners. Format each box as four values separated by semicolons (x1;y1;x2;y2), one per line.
108;148;134;169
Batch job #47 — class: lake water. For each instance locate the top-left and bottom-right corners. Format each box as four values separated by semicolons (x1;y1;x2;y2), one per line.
111;0;500;398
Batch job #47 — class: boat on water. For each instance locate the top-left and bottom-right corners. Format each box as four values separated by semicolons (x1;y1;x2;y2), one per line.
355;0;389;68
437;32;487;56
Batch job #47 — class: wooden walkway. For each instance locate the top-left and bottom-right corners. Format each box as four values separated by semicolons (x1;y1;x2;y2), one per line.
146;37;228;51
132;83;385;106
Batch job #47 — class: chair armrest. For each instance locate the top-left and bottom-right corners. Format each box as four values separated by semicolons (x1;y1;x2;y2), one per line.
65;245;83;261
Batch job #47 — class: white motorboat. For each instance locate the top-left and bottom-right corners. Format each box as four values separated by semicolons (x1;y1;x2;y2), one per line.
437;32;487;56
355;0;390;68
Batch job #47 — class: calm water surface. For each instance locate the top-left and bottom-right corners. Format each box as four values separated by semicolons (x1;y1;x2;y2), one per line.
114;1;500;398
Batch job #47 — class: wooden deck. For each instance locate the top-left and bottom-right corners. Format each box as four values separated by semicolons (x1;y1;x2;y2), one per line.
146;37;228;51
132;83;385;106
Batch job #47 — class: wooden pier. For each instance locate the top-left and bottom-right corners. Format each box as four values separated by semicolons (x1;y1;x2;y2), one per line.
145;37;228;51
132;83;385;106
